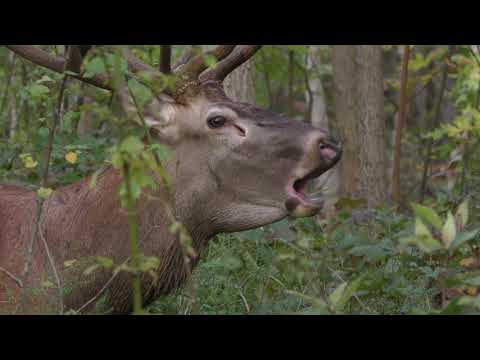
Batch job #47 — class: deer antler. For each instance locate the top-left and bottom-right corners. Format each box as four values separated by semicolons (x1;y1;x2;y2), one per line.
174;45;236;80
5;45;263;95
200;45;262;81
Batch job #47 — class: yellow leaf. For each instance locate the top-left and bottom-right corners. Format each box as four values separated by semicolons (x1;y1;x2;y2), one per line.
465;287;477;296
64;259;77;268
65;151;78;164
37;187;53;199
460;258;476;267
23;156;38;169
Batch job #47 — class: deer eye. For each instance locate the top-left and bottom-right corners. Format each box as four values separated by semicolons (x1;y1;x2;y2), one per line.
207;116;227;129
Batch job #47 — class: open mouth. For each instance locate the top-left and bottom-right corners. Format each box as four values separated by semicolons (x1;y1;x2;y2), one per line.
285;141;342;218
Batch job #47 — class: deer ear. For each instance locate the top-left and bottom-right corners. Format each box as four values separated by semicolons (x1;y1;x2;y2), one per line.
116;85;180;144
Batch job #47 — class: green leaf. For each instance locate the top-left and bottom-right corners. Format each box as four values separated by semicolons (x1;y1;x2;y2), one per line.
84;57;107;78
402;218;443;253
42;280;55;289
89;169;100;189
28;83;50;98
442;212;457;249
328;276;364;312
411;203;443;230
348;244;389;262
285;290;328;311
120;136;144;155
203;54;218;68
96;256;114;269
415;217;432;238
450;229;480;252
456;199;469;228
37;187;53;199
328;282;348;308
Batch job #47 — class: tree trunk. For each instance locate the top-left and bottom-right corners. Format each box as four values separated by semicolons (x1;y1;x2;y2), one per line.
333;45;387;208
223;58;256;103
306;46;329;130
76;94;94;137
307;46;340;219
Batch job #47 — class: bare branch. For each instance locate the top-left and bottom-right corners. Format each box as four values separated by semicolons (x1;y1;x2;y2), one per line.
6;45;111;90
0;266;23;288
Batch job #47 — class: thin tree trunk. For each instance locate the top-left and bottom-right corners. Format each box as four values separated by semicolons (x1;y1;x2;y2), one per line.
333;46;360;200
307;46;340;219
288;50;295;117
223;58;256;103
420;45;455;202
9;53;18;140
9;98;18;140
392;45;411;206
306;46;329;130
76;86;94;137
333;45;387;208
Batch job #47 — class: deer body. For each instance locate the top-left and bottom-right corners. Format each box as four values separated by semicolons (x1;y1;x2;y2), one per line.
1;166;193;314
0;46;342;314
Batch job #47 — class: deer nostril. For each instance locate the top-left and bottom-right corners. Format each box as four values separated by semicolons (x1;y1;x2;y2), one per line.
318;137;342;162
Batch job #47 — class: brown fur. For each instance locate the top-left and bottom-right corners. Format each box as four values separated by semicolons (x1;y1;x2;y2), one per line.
0;83;340;314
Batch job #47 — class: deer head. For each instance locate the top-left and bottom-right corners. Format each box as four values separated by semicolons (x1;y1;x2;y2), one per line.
6;45;342;240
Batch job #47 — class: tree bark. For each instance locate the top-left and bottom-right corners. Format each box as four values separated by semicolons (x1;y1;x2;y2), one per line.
333;45;387;208
392;45;410;206
223;58;256;103
307;46;340;218
306;46;329;130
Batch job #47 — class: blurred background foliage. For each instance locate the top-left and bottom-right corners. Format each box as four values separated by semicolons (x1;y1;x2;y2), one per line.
1;45;480;314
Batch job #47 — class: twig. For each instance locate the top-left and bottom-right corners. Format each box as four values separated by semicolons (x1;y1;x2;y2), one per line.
0;266;23;288
16;75;69;314
39;221;64;314
76;256;131;314
124;76;189;307
235;285;251;314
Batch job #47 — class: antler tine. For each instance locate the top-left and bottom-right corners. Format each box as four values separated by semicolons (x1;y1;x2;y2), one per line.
200;45;262;82
172;46;200;72
5;45;111;90
176;45;236;79
120;47;155;73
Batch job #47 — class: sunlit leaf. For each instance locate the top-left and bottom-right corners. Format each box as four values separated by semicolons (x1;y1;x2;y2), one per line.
442;212;457;249
65;151;78;164
411;203;443;230
456;199;469;229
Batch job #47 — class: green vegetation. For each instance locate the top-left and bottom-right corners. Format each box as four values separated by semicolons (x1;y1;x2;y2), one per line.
1;45;479;314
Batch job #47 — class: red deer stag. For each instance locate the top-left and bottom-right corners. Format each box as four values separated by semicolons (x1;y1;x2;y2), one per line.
0;45;342;314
